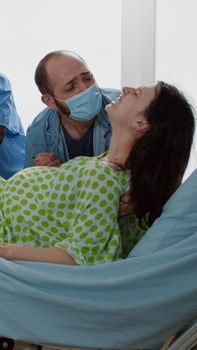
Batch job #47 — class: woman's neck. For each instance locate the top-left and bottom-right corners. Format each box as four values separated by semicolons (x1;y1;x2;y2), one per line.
104;129;138;167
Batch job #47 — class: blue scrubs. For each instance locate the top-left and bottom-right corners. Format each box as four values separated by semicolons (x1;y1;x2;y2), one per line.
0;73;25;179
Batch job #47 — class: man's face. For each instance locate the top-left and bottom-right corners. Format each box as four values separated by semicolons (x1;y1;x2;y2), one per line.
46;54;95;101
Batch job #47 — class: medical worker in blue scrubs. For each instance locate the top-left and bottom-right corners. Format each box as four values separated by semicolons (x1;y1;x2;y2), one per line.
0;73;25;179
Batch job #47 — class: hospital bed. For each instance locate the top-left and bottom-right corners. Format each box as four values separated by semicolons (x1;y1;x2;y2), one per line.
0;169;197;350
1;319;197;350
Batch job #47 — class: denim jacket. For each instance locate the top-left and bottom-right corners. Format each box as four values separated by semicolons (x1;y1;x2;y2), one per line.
24;88;120;167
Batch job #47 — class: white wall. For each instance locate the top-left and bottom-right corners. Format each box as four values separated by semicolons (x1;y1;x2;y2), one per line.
121;0;155;87
155;0;197;108
155;0;197;179
0;0;121;130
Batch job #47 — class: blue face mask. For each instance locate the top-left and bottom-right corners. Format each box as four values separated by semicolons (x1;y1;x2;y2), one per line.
58;83;102;122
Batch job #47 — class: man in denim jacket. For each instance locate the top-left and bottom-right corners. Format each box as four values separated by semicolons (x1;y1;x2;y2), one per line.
24;50;120;168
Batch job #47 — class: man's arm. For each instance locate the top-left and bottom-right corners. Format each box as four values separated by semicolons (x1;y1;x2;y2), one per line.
24;127;40;167
24;108;62;167
25;132;61;168
25;131;61;168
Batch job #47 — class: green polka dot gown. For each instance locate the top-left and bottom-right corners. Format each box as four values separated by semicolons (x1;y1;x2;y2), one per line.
0;156;144;265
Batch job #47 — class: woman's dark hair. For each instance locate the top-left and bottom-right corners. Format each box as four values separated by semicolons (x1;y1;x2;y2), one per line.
126;81;195;227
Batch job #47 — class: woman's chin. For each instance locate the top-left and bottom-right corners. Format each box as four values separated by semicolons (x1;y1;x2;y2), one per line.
105;103;111;111
105;103;114;113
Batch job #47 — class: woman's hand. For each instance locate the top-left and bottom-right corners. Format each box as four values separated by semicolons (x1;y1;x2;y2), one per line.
118;193;135;217
34;152;61;167
0;244;76;265
0;243;12;259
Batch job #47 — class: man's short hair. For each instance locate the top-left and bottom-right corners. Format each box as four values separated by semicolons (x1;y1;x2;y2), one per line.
35;50;85;95
35;51;63;94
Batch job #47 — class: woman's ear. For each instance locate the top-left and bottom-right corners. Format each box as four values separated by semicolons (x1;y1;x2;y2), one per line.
41;94;57;109
135;115;150;133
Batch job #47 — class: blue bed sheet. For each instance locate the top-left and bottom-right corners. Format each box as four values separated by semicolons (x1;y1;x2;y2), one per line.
0;170;197;349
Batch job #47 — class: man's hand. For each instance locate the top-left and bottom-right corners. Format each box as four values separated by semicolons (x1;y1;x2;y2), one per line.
118;193;135;217
34;152;61;167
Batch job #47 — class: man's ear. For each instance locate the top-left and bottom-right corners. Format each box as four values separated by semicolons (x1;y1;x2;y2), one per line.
135;115;150;133
41;94;57;109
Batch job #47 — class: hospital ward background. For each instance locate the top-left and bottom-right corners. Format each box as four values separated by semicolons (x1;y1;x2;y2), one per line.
0;0;197;349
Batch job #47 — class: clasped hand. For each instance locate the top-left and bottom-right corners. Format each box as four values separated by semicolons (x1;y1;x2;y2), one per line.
34;152;61;167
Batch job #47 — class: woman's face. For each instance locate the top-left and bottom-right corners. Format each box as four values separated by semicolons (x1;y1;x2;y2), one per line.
106;85;157;128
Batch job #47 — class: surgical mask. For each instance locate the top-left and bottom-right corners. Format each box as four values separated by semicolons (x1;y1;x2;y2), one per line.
55;83;102;121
